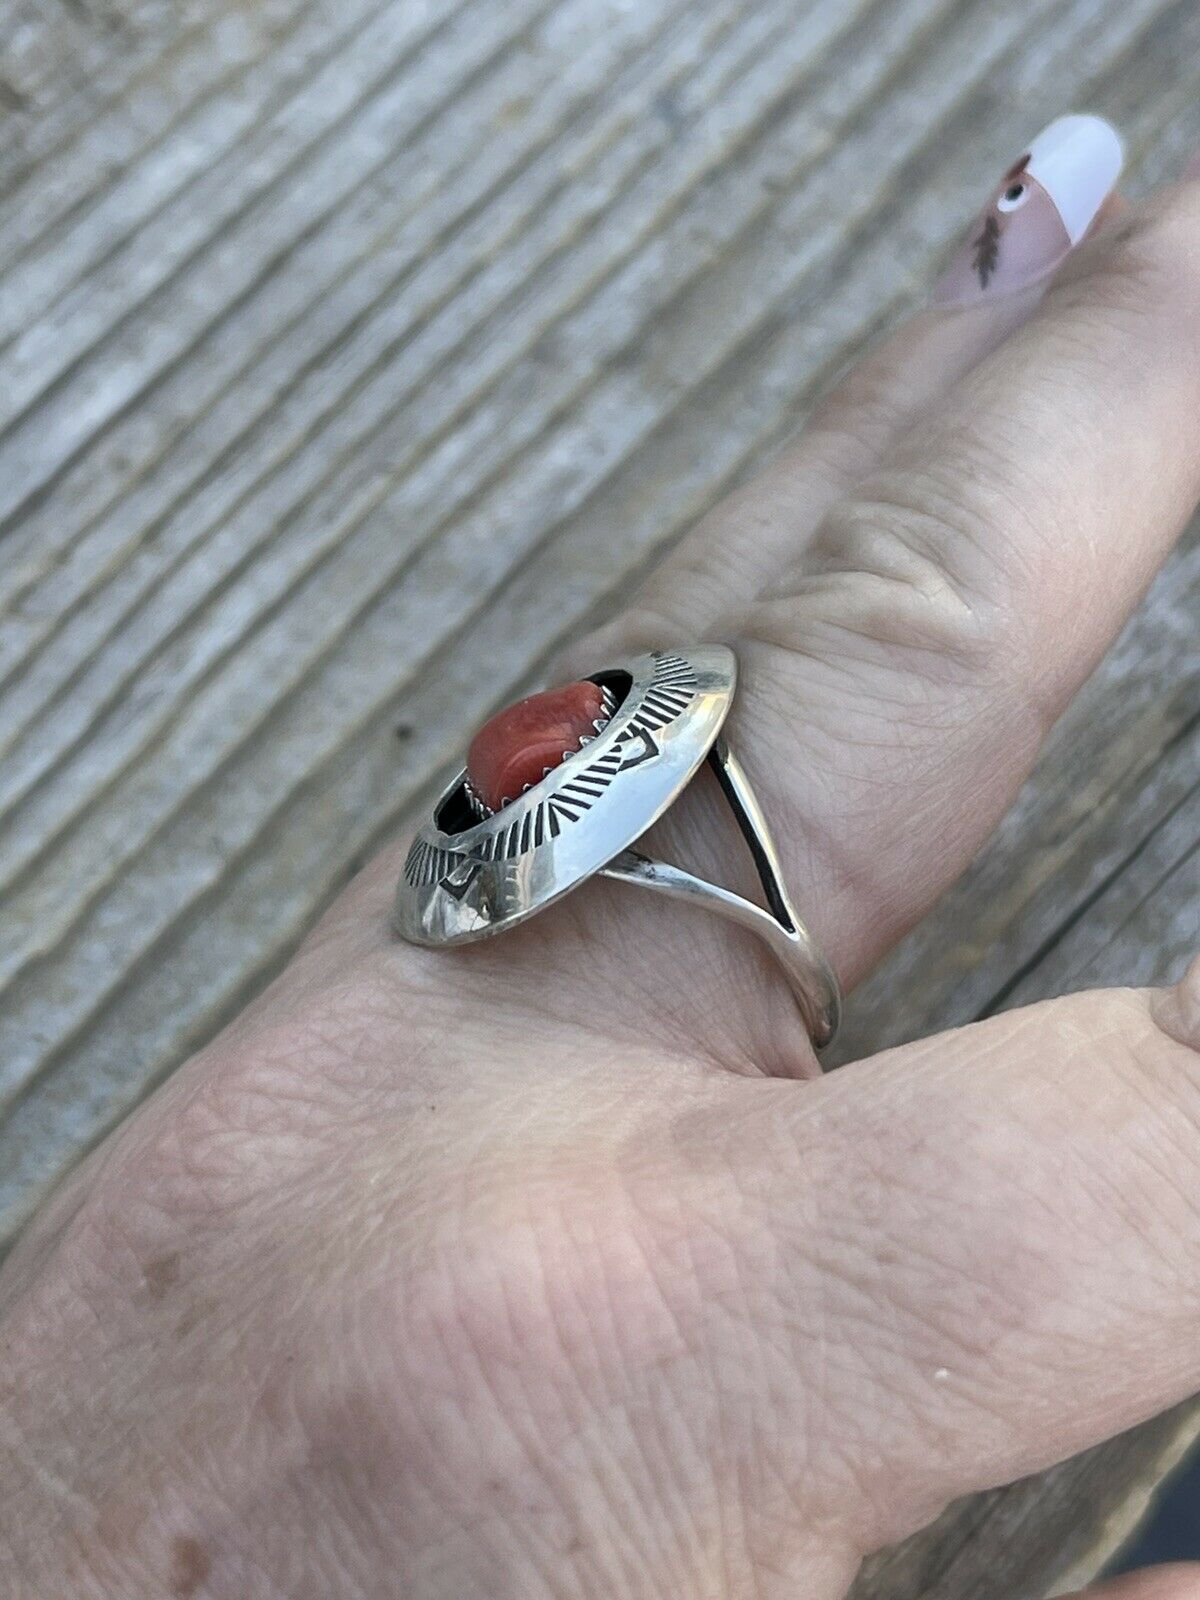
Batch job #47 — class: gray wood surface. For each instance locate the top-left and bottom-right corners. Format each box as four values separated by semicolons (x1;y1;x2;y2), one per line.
1;0;1197;1591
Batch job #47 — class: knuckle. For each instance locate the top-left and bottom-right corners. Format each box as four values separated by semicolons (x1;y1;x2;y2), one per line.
55;1120;244;1296
760;423;1084;751
43;1048;342;1302
778;478;1005;676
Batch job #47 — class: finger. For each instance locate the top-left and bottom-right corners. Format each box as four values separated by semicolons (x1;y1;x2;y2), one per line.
641;168;1200;1023
714;960;1200;1549
362;148;1162;1079
1066;1570;1200;1600
358;130;1149;1078
576;116;1124;664
576;115;1124;664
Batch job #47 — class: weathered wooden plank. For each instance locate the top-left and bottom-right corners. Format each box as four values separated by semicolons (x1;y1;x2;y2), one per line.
0;0;763;635
0;0;362;308
0;0;1196;1241
0;0;535;479
1;0;1198;1591
0;0;1158;864
0;0;218;177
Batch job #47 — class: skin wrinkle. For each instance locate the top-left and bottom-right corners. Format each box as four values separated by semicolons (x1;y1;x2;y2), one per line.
564;281;1044;673
657;1111;887;1525
617;1121;836;1587
8;173;1200;1600
376;1264;551;1567
896;1000;1199;1476
394;1165;687;1596
799;1222;1014;1490
687;991;1200;1540
534;1260;704;1600
803;485;995;638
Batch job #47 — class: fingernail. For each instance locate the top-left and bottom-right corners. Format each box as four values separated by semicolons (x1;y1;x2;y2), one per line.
932;114;1123;308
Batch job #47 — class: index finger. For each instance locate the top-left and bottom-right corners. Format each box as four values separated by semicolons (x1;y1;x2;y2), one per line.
643;176;1200;1009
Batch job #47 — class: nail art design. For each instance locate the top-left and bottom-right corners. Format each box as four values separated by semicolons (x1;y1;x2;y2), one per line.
933;114;1123;308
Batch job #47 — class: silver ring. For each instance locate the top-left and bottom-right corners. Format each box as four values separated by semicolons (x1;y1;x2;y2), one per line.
393;645;841;1050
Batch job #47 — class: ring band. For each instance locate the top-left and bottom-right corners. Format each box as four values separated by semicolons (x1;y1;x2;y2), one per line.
393;645;842;1050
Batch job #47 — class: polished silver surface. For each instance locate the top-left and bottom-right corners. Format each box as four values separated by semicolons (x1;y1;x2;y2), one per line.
393;644;841;1049
394;646;735;942
599;739;841;1048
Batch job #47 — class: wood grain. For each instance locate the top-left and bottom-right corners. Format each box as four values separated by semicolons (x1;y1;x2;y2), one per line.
1;0;1198;1591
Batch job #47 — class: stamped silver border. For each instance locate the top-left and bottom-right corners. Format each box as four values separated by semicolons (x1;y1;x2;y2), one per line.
392;643;841;1049
393;646;736;947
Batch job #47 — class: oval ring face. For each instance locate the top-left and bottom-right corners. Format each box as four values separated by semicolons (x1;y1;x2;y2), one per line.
393;645;736;945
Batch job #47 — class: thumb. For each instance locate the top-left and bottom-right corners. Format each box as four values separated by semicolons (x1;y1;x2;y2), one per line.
710;960;1200;1550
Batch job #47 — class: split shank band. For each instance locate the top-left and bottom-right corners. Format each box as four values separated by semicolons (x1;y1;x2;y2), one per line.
392;645;842;1052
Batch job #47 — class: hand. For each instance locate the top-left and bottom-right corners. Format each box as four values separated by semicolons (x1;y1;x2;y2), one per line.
3;118;1200;1600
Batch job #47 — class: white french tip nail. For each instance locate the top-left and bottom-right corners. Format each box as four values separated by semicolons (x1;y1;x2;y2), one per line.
1026;113;1124;243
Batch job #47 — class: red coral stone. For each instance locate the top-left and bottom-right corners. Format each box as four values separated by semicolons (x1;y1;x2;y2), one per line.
467;681;609;814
